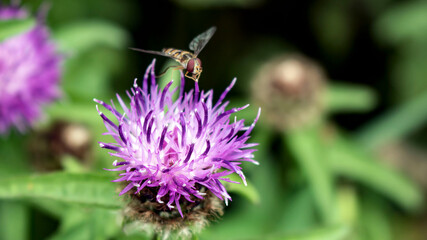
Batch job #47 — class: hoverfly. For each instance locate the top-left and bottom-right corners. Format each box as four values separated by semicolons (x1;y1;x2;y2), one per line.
130;26;216;82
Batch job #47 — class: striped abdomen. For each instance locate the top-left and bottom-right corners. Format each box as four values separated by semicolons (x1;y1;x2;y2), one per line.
162;48;194;65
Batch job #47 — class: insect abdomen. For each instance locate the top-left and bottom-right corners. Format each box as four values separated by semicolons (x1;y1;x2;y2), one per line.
162;48;193;63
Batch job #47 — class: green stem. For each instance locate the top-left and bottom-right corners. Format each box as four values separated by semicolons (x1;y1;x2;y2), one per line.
285;128;335;224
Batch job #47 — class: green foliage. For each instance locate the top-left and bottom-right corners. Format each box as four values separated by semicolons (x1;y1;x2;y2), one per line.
268;225;350;240
220;173;260;204
375;1;427;45
356;90;427;149
375;1;427;101
358;194;392;240
54;20;130;53
49;207;120;240
327;83;377;113
158;59;183;101
0;172;122;208
276;188;317;234
0;201;29;240
0;18;35;42
327;136;423;211
0;134;31;177
285;127;335;224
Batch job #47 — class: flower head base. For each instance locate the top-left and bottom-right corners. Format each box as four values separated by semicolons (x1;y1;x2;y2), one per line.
96;60;260;219
123;189;223;238
0;5;62;133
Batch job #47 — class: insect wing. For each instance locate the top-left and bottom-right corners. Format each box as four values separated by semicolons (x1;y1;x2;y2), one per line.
129;48;170;58
188;26;216;56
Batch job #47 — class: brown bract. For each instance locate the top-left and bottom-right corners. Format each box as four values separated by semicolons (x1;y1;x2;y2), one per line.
122;185;223;239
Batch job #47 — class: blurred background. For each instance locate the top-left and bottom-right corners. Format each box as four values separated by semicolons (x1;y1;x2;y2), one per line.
1;0;427;239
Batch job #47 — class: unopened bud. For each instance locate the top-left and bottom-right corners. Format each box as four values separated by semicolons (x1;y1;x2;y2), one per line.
28;121;92;171
251;54;326;131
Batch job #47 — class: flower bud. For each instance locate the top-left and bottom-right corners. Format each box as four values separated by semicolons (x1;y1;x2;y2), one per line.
29;121;92;172
251;54;326;130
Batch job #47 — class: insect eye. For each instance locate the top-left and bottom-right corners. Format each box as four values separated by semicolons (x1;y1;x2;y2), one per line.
196;58;202;68
187;59;195;73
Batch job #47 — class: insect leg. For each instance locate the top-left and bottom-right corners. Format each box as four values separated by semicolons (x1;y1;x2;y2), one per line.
156;65;185;78
185;71;198;82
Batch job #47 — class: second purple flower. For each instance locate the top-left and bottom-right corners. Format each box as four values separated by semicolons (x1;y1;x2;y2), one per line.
0;6;62;134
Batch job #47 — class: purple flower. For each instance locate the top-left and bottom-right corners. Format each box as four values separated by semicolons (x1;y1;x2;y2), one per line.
95;60;260;217
0;6;62;133
0;6;27;19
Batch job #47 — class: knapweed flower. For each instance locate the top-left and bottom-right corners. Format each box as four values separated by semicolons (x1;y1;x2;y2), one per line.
0;5;62;133
95;60;260;236
252;54;326;131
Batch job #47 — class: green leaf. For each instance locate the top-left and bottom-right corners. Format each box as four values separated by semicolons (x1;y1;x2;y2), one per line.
374;1;427;45
326;83;377;113
0;201;29;240
49;207;120;240
276;188;316;234
28;198;68;219
61;48;124;102
49;220;91;240
0;172;122;208
335;186;358;226
61;155;88;173
115;232;150;240
220;173;260;204
327;137;423;211
0;18;35;42
46;102;100;127
268;225;350;240
355;90;427;149
0;134;31;178
389;44;427;101
53;20;129;53
285;127;336;224
359;194;392;240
